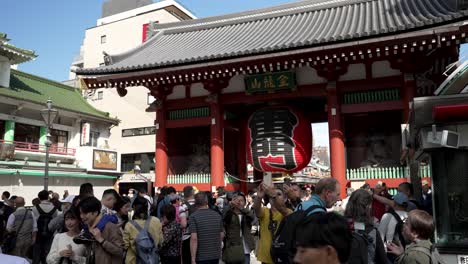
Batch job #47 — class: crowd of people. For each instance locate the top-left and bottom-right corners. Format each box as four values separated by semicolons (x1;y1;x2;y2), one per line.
0;178;439;264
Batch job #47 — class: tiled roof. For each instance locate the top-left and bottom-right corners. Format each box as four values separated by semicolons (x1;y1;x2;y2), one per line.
76;0;468;75
0;33;37;64
0;69;118;123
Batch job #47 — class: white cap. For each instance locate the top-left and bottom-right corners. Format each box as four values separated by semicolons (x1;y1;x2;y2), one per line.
59;195;75;204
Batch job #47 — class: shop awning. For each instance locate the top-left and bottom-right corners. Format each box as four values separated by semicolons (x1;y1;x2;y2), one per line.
0;169;117;179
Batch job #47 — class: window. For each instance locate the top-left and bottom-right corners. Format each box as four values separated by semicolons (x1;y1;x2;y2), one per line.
100;35;106;44
121;153;155;173
122;126;156;137
90;131;100;147
97;91;103;100
14;123;40;144
50;129;68;148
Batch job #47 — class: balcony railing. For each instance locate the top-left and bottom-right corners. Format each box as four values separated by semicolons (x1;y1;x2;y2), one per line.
346;166;431;180
0;139;76;156
168;173;211;184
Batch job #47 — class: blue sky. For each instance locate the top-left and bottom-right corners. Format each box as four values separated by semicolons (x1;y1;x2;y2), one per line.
2;0;299;82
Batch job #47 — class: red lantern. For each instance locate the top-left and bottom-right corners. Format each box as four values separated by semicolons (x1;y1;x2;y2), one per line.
246;106;312;173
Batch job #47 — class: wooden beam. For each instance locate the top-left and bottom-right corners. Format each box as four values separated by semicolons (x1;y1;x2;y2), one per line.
166;117;211;128
341;101;404;114
339;76;403;92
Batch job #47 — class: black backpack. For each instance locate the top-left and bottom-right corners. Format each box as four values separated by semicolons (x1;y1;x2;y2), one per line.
271;204;326;264
348;228;378;264
36;205;56;240
183;201;196;218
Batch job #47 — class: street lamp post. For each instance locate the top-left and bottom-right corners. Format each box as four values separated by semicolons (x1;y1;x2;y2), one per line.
40;98;58;191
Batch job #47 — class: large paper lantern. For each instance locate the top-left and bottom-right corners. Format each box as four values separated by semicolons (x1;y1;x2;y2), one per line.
246;106;312;173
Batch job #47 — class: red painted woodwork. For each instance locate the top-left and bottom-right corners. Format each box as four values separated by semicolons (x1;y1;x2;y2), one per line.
164;84;326;110
210;102;225;189
315;64;348;81
246;106;312;173
338;76;402;92
155;107;168;188
327;85;347;199
203;78;230;93
166;117;211;128
402;75;416;123
341;101;404;114
433;104;468;123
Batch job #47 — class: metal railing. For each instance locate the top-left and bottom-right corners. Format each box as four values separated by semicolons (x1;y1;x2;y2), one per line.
346;166;431;180
0;139;76;156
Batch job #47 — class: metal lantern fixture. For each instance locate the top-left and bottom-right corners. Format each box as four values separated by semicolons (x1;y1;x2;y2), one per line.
40;98;58;191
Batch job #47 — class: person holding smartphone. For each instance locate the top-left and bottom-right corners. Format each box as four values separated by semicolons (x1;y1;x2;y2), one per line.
46;208;86;264
253;182;292;264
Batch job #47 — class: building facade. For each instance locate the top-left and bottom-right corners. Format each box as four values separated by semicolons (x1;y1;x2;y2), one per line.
0;34;120;204
69;0;195;191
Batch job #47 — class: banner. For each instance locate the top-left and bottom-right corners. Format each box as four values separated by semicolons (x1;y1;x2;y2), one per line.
81;122;90;146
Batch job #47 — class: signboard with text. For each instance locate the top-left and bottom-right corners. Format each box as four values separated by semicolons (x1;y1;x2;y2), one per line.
245;71;296;94
81;123;90;146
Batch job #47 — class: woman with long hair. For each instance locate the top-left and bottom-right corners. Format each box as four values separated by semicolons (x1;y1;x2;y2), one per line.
46;207;87;264
123;196;163;264
114;196;131;228
344;189;387;264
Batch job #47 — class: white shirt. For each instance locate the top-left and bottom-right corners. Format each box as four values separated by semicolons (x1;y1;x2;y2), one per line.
0;253;29;264
378;210;408;244
46;233;87;264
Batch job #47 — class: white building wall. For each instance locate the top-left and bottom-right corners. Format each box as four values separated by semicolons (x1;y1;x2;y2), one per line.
0;55;11;88
86;87;155;154
83;9;183;68
0;174;114;206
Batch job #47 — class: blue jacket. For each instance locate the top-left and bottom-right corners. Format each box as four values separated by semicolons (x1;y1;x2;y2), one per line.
296;194;327;215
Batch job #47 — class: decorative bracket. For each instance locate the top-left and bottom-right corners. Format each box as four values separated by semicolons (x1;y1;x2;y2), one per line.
315;64;348;81
203;77;230;93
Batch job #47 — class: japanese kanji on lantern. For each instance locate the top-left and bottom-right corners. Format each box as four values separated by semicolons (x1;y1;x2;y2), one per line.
246;106;312;173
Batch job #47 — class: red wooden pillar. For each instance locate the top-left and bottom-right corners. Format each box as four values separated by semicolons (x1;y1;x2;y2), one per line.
327;82;347;199
237;120;248;194
210;100;224;192
155;106;168;188
402;73;416;123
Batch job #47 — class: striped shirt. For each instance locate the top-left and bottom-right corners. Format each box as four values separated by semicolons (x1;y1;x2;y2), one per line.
188;208;222;261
